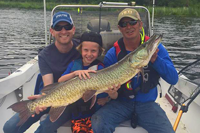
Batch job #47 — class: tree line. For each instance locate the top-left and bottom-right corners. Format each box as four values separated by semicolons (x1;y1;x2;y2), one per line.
4;0;200;8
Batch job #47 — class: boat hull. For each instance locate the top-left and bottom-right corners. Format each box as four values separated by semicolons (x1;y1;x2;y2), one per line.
0;56;39;133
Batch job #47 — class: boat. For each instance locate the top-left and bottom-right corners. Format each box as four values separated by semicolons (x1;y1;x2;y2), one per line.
0;1;200;133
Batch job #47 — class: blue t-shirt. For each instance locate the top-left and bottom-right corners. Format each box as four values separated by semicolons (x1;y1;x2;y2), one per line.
104;43;178;102
38;39;81;82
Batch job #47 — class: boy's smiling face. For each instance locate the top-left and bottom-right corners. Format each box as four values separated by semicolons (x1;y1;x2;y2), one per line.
81;41;100;66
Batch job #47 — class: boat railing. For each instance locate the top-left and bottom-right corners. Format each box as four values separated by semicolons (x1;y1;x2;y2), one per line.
168;59;200;107
167;58;200;131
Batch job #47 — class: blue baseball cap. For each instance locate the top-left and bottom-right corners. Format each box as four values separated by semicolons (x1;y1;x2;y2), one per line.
52;11;74;28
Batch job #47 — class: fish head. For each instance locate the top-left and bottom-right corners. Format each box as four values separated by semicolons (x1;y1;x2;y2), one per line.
129;34;163;68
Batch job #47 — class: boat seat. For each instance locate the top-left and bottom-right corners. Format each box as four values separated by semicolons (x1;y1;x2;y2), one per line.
100;30;122;52
87;19;111;33
58;120;147;133
87;19;123;61
87;19;122;52
95;30;122;62
34;73;44;95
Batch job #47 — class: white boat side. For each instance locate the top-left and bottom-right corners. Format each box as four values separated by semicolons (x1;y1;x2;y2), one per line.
0;56;40;133
0;56;39;99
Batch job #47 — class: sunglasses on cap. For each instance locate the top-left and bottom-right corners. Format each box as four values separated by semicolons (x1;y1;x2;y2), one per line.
53;24;73;31
119;20;138;28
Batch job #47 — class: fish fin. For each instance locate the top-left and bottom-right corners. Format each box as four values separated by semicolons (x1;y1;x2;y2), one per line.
41;82;61;94
82;90;97;102
90;95;97;109
8;100;33;126
49;106;66;122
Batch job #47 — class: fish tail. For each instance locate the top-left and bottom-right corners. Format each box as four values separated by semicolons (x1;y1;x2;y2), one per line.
8;100;33;126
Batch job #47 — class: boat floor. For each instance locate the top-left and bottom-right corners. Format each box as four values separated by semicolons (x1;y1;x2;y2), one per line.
24;96;188;133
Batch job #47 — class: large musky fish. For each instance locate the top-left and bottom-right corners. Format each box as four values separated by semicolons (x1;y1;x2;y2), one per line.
8;34;162;126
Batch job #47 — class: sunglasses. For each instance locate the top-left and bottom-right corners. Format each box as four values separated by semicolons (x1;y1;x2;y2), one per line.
119;20;138;28
53;24;73;31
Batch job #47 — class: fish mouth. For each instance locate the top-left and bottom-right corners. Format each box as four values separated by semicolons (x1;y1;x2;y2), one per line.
129;34;163;67
146;34;163;53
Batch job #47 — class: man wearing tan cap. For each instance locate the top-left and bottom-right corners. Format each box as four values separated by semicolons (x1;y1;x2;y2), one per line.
91;8;178;133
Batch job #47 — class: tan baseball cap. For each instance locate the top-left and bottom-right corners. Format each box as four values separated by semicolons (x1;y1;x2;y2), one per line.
118;8;141;24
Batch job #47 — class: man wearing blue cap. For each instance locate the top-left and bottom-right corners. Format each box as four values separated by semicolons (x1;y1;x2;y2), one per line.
3;11;81;133
39;11;79;87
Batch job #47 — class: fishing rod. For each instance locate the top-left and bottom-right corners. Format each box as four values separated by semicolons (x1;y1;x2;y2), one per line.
98;2;103;34
178;59;200;74
152;0;155;34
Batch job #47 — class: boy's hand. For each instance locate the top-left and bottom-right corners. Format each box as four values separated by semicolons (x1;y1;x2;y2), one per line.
74;70;96;80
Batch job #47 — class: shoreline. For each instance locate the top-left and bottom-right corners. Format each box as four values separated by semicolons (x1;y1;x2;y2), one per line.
0;2;199;17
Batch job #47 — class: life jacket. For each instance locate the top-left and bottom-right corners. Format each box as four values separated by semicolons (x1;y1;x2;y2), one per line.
114;36;160;99
70;58;104;119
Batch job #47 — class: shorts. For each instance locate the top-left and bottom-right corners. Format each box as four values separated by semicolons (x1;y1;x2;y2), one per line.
71;117;93;133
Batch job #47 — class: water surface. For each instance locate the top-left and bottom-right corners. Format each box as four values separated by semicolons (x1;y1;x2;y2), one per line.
0;8;200;79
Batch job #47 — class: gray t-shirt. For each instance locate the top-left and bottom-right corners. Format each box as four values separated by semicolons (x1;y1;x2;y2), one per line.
38;39;81;82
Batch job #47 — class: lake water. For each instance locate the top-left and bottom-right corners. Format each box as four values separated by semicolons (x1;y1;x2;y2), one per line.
0;8;200;79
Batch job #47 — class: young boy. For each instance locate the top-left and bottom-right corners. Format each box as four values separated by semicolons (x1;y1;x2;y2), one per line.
58;31;118;133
